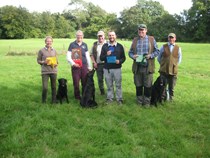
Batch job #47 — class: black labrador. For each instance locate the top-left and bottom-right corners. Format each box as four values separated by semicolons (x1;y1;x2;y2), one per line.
150;75;166;107
80;70;97;108
56;78;69;104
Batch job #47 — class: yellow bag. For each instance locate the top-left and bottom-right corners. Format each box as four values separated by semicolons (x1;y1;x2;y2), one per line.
46;57;57;68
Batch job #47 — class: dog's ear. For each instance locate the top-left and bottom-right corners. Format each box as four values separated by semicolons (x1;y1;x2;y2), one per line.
64;79;67;83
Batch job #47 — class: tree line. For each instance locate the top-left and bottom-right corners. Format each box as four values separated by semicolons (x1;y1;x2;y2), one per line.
0;0;209;42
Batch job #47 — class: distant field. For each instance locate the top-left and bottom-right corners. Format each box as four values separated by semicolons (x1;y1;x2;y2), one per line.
0;39;210;157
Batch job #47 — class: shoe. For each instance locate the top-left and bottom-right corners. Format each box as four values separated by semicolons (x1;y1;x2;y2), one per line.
100;89;105;95
106;99;113;105
169;96;173;102
143;103;150;108
137;100;143;105
75;97;81;101
143;97;151;107
136;96;143;105
51;101;57;104
117;100;123;105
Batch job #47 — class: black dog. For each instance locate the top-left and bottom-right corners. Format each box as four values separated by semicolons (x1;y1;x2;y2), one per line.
150;75;166;106
80;70;97;108
56;78;69;104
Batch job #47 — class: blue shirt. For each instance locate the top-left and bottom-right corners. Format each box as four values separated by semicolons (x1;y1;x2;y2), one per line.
129;35;159;59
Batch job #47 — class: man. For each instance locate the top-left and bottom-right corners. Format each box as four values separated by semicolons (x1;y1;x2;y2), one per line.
66;30;92;100
90;31;106;95
100;31;126;105
157;33;182;101
129;24;160;106
37;36;58;104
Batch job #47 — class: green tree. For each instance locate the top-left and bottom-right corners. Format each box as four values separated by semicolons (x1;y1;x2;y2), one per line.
38;12;55;37
0;6;33;39
52;13;75;38
65;0;118;37
148;14;180;42
30;12;43;38
118;0;167;39
186;0;210;42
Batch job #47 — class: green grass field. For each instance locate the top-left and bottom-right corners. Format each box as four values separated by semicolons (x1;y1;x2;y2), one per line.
0;39;210;158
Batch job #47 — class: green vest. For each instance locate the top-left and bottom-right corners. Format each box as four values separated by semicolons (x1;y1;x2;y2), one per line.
159;44;179;75
131;36;155;74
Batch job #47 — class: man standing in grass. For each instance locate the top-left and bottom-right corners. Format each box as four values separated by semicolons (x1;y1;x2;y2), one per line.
129;24;159;107
158;33;182;101
37;36;58;104
90;31;106;95
100;31;126;105
66;30;92;101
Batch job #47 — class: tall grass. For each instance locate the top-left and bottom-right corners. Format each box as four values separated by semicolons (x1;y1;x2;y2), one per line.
0;39;210;158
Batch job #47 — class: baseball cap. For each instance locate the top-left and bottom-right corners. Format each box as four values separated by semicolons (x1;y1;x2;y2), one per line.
138;24;147;29
168;33;176;38
97;31;105;36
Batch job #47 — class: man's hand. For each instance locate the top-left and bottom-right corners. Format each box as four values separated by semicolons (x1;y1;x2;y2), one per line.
133;54;138;59
145;54;151;59
116;60;120;64
107;50;112;56
73;63;80;68
93;62;98;68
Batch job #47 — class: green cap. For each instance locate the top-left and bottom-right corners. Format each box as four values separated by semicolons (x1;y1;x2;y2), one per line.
168;33;176;38
138;24;147;29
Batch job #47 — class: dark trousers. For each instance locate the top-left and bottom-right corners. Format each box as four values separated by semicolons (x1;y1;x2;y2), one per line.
71;65;88;100
160;73;177;98
42;73;57;103
96;63;104;93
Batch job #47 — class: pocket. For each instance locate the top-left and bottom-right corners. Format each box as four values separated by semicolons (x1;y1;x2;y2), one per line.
173;64;178;74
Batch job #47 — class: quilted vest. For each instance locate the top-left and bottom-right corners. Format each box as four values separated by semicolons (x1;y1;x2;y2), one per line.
131;36;155;74
159;44;179;75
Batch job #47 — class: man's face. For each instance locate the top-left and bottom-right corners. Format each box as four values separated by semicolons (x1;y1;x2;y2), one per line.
138;28;147;38
108;32;116;43
98;35;104;43
168;36;176;44
45;38;53;48
76;32;83;42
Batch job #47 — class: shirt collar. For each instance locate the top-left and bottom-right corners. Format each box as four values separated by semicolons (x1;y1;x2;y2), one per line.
44;47;54;50
168;42;175;46
97;40;106;45
75;40;83;46
108;41;117;47
138;35;148;40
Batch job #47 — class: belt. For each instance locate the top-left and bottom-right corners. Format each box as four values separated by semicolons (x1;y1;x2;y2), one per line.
97;63;104;65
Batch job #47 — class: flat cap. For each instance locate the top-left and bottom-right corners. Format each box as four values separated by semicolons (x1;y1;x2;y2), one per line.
97;31;105;36
138;24;147;29
168;33;176;38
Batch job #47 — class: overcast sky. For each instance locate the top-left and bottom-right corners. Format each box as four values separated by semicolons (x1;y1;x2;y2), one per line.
0;0;192;15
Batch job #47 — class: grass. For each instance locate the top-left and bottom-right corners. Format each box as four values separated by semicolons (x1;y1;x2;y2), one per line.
0;39;210;158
